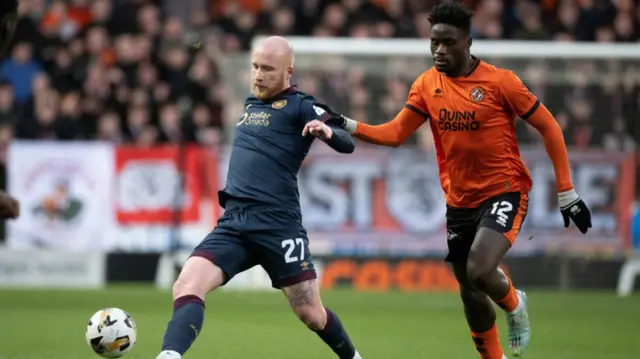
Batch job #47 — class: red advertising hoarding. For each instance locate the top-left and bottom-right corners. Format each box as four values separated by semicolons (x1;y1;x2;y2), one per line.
115;145;220;225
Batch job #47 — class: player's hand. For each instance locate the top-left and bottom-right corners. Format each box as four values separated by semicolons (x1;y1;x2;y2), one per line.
302;120;333;140
558;189;591;234
0;0;19;57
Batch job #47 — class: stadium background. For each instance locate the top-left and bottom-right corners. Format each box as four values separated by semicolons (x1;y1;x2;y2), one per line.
0;0;639;358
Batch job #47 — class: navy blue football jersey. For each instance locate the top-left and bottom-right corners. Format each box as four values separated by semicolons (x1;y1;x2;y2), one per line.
219;86;354;211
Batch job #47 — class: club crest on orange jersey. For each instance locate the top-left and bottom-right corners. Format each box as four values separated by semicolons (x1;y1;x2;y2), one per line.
272;99;287;109
469;87;485;102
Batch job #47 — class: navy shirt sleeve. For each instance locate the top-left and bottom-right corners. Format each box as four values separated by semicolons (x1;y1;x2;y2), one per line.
301;99;354;154
325;125;355;153
301;99;332;123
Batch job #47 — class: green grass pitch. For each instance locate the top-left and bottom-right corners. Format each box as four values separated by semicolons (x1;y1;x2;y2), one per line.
0;286;638;359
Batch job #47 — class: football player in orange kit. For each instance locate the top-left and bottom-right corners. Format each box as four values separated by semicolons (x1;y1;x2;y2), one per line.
304;1;592;358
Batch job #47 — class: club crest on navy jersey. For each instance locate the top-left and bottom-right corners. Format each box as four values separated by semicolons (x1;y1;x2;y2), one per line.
271;99;287;109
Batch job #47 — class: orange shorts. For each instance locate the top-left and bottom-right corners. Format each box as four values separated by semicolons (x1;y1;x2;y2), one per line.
445;192;528;262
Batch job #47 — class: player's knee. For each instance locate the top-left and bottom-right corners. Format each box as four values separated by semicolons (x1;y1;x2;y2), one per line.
172;278;197;300
293;305;326;330
172;256;225;300
460;286;486;306
466;257;494;290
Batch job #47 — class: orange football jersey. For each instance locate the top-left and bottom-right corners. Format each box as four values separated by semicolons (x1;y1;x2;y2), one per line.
406;58;538;208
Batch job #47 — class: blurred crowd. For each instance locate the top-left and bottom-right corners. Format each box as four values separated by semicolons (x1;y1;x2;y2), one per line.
0;0;637;159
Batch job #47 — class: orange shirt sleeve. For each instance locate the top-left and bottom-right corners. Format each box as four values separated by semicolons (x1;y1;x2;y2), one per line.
499;70;539;118
405;74;430;120
353;74;429;147
499;71;573;192
353;107;426;147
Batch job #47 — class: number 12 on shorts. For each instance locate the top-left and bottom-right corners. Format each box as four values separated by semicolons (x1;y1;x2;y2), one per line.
490;201;513;227
282;238;305;263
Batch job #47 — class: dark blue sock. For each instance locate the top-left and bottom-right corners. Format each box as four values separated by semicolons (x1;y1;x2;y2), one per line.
161;295;205;355
314;308;356;359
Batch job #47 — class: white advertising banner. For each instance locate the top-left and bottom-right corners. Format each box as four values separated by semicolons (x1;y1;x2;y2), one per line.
7;141;116;251
3;142;632;255
155;251;276;291
0;250;105;288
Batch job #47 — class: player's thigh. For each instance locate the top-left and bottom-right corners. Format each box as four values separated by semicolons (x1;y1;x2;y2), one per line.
445;205;479;263
250;225;317;290
173;256;225;299
250;226;324;324
183;220;255;293
477;191;529;245
468;192;529;276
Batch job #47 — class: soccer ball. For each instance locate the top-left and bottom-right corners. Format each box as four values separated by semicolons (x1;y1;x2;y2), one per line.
85;308;137;358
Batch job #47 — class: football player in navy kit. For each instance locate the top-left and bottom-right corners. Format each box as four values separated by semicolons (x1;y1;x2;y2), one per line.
157;36;363;359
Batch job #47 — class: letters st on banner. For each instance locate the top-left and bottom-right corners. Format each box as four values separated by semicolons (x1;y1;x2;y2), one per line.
296;146;635;254
115;146;220;225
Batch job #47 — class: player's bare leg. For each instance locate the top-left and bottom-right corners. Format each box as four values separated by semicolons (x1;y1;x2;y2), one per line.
156;256;225;359
467;228;531;356
282;279;362;359
452;262;507;359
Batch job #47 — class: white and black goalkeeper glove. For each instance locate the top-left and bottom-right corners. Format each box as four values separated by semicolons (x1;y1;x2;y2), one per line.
558;189;592;234
313;103;358;134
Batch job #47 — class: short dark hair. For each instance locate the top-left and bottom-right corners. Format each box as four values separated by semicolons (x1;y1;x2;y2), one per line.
428;1;474;35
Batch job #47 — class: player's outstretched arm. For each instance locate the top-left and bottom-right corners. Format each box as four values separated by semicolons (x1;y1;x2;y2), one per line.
500;70;591;233
317;104;426;148
345;107;426;147
316;74;429;147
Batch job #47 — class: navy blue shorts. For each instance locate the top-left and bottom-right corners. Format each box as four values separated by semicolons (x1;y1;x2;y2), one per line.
191;202;316;289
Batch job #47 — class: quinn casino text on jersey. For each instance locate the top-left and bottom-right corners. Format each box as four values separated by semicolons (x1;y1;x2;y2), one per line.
437;109;479;132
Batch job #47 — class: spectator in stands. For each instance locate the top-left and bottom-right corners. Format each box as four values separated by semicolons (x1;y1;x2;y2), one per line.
0;0;635;151
96;110;123;143
0;42;42;104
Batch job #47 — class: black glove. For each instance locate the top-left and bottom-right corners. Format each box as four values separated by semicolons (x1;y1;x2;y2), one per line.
558;190;592;234
0;0;18;57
